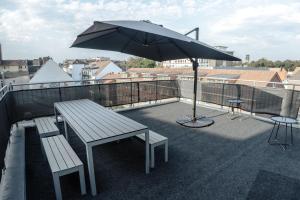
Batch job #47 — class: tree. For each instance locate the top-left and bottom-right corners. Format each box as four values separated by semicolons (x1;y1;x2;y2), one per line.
246;58;300;71
124;57;157;68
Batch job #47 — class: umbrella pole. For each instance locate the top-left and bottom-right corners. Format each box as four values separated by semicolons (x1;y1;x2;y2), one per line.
192;60;199;121
176;58;214;128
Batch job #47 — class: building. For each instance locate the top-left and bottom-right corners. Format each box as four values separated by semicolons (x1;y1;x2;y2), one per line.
0;43;2;65
29;60;73;88
123;67;283;87
162;46;241;68
245;54;250;63
0;44;51;85
82;60;122;80
61;58;123;82
284;67;300;90
0;60;28;73
269;68;287;81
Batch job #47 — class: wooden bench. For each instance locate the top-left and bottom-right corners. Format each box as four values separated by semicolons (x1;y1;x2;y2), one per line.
42;135;86;200
35;117;59;138
136;130;168;168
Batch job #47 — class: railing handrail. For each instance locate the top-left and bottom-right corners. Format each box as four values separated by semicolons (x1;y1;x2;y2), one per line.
6;75;300;91
10;77;160;87
0;85;8;93
0;85;8;101
177;75;293;86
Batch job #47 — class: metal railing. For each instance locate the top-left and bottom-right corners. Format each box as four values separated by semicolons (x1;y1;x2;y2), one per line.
0;85;8;101
9;80;179;122
9;77;162;91
1;77;300;182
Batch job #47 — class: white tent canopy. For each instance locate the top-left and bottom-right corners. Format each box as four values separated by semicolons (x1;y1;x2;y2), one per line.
30;60;73;84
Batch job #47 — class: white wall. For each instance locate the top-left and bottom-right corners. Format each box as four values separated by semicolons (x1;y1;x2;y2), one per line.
71;64;85;81
95;62;122;79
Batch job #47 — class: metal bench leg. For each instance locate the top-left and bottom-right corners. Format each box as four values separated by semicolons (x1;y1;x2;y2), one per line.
285;123;288;147
268;122;277;143
151;146;155;168
53;173;62;200
274;122;280;139
79;166;87;195
165;141;168;162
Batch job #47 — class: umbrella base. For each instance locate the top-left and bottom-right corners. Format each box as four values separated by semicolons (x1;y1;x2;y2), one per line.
176;115;214;128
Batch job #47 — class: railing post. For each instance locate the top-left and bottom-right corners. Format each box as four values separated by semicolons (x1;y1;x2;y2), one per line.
130;81;133;105
177;80;180;100
9;83;13;91
137;82;140;103
98;83;101;105
250;86;256;115
291;84;295;116
155;80;158;102
58;86;62;102
221;83;225;109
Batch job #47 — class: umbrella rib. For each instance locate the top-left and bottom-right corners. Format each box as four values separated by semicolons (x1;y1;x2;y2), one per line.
168;39;194;62
78;27;118;37
117;29;144;45
148;37;168;45
155;44;163;61
119;32;138;53
71;29;117;47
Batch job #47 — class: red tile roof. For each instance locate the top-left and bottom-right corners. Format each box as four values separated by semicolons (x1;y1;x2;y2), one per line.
127;67;282;86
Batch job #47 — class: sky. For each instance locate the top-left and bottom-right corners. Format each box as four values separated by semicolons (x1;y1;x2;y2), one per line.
0;0;300;62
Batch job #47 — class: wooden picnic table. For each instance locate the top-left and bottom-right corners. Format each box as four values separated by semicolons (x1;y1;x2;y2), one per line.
54;99;149;196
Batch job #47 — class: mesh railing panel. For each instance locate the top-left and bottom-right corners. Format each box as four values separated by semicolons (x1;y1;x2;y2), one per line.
178;80;300;117
10;80;179;122
0;93;14;180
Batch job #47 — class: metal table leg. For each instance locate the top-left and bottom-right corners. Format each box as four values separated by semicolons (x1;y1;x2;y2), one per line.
54;107;58;125
63;118;69;141
86;145;97;196
291;124;293;145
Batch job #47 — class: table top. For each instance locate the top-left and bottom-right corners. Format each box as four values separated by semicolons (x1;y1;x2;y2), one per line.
271;116;297;124
227;99;244;104
54;99;148;143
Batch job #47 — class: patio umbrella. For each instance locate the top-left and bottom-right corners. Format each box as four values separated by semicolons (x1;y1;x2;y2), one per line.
71;20;241;128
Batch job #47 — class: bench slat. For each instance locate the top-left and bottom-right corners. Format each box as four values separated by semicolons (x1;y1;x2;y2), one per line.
42;135;83;173
48;137;68;171
35;117;59;137
53;136;75;169
57;135;82;167
136;131;167;144
42;138;60;172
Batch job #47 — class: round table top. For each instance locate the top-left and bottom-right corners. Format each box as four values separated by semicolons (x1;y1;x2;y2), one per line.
228;99;244;104
271;116;297;124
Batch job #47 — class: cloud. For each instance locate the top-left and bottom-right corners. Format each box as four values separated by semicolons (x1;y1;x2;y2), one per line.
211;3;300;33
0;0;201;61
0;0;300;61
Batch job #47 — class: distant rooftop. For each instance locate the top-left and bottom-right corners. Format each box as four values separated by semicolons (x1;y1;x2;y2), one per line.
206;73;240;79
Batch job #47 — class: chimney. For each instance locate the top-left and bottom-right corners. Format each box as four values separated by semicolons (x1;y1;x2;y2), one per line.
0;43;2;64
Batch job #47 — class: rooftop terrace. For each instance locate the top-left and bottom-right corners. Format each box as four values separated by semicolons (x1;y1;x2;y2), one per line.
25;102;300;200
1;79;300;200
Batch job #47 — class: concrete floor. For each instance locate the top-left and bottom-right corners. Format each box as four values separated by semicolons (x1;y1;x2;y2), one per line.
25;102;300;200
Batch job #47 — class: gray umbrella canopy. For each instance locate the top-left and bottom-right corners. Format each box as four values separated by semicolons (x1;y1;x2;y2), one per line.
71;20;241;62
72;20;241;128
